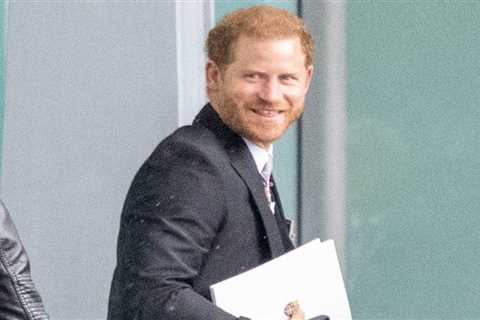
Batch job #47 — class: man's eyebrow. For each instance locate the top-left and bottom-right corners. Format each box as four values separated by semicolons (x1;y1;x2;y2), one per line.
240;69;265;74
279;72;301;79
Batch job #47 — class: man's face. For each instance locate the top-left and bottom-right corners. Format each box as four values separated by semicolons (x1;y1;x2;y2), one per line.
207;36;313;149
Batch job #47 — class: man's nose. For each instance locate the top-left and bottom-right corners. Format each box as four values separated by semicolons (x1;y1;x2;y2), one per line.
258;79;282;103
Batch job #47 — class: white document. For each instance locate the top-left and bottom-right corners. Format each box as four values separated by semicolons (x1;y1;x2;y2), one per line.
210;239;352;320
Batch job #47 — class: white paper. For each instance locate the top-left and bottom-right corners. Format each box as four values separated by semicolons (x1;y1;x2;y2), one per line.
210;239;352;320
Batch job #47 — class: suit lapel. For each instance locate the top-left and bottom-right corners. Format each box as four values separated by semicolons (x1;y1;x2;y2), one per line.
226;146;285;258
193;104;285;258
271;176;295;250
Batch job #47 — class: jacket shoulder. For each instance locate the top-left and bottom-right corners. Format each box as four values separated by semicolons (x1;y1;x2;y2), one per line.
147;124;228;165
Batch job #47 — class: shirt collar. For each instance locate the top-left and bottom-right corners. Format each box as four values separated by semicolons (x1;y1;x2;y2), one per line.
242;138;273;174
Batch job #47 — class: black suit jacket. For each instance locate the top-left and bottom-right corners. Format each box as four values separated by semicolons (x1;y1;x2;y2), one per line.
108;104;293;320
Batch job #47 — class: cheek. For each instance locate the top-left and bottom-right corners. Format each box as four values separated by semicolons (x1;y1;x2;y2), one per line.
285;94;305;109
231;83;258;100
286;85;309;103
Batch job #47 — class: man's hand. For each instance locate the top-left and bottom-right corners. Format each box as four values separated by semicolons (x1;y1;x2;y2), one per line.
284;300;305;320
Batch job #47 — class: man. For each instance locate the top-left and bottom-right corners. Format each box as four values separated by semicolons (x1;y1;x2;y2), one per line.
108;5;313;320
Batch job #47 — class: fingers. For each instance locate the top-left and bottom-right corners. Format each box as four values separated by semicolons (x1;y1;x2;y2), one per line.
284;300;299;317
290;309;305;320
284;300;305;320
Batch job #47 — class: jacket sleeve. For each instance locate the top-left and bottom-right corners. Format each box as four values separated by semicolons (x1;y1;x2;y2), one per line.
0;200;49;320
109;138;246;320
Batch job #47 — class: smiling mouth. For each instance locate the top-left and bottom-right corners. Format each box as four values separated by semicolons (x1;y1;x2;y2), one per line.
252;109;284;118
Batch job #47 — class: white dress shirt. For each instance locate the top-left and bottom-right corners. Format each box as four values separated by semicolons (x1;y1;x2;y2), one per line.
242;138;276;213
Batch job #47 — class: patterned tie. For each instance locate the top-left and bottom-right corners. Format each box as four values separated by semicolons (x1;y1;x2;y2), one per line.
261;155;275;213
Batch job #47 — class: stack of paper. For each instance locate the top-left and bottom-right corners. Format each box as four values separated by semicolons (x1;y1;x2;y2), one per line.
210;239;352;320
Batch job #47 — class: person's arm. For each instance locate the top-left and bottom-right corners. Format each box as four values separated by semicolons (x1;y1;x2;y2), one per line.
0;200;49;320
111;138;241;319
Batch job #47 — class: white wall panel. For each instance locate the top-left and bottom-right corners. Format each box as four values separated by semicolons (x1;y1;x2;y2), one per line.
2;2;177;318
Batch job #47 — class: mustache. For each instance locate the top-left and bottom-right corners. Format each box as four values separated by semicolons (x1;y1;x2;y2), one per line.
223;97;290;112
246;101;288;110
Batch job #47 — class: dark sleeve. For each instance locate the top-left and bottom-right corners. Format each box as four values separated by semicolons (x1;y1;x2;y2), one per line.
111;139;243;320
0;201;49;320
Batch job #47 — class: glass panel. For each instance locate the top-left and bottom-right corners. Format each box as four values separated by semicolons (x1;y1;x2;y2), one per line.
346;2;480;318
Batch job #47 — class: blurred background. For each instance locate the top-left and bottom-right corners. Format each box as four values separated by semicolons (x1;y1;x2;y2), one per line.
0;0;479;318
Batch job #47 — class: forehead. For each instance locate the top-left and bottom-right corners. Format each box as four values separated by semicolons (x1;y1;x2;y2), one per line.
229;35;306;68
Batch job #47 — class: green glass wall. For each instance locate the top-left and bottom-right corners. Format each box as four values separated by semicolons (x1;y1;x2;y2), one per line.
346;2;480;318
215;0;299;220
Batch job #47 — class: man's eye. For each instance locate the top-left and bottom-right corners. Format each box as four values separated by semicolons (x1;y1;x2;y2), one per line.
245;74;260;80
280;75;297;82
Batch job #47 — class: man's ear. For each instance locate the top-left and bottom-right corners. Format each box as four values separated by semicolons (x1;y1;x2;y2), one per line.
304;65;314;94
206;59;222;90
